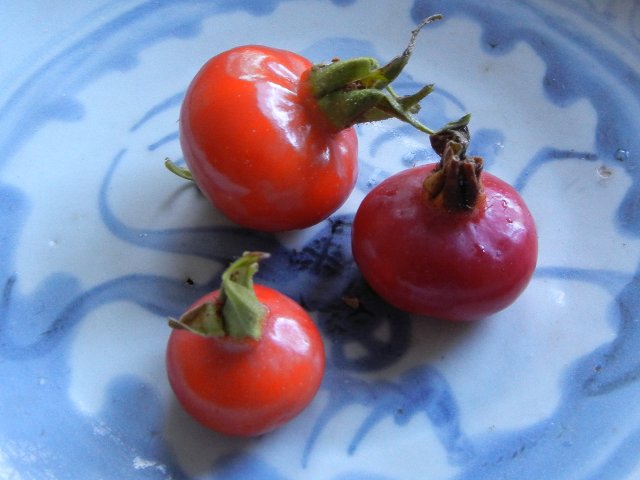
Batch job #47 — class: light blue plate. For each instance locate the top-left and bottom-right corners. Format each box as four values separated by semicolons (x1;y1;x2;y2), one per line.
1;1;639;478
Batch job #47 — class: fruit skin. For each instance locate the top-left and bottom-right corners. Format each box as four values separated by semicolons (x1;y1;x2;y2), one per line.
351;163;538;321
179;45;358;232
166;284;325;437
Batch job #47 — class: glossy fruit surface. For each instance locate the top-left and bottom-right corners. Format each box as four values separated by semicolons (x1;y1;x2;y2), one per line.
166;253;325;436
178;16;453;231
352;162;538;321
179;45;358;232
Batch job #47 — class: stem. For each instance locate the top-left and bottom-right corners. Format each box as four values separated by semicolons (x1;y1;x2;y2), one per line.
169;252;269;340
428;115;471;157
307;14;451;133
165;158;194;181
423;136;484;212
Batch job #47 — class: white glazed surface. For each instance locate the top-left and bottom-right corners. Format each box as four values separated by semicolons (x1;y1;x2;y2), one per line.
1;1;639;479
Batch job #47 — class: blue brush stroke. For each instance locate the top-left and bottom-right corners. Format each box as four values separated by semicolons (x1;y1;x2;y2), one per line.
0;0;639;478
212;452;288;480
0;187;188;477
130;91;184;132
148;131;180;151
410;1;640;479
302;365;472;468
512;148;599;192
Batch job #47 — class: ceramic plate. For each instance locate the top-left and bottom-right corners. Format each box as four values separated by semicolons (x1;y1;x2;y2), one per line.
2;0;639;478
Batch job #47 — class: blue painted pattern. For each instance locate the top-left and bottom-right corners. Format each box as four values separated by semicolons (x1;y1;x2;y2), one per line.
0;0;639;478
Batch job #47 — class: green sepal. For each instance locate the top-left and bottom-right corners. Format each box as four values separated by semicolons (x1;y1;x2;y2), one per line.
309;57;379;98
396;84;435;112
316;89;387;132
371;88;439;132
169;252;269;340
218;253;267;339
430;113;472;157
350;84;434;123
168;303;224;336
436;113;471;132
366;14;443;89
307;14;443;132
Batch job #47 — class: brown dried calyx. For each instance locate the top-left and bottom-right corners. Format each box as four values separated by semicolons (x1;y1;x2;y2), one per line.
423;125;484;212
